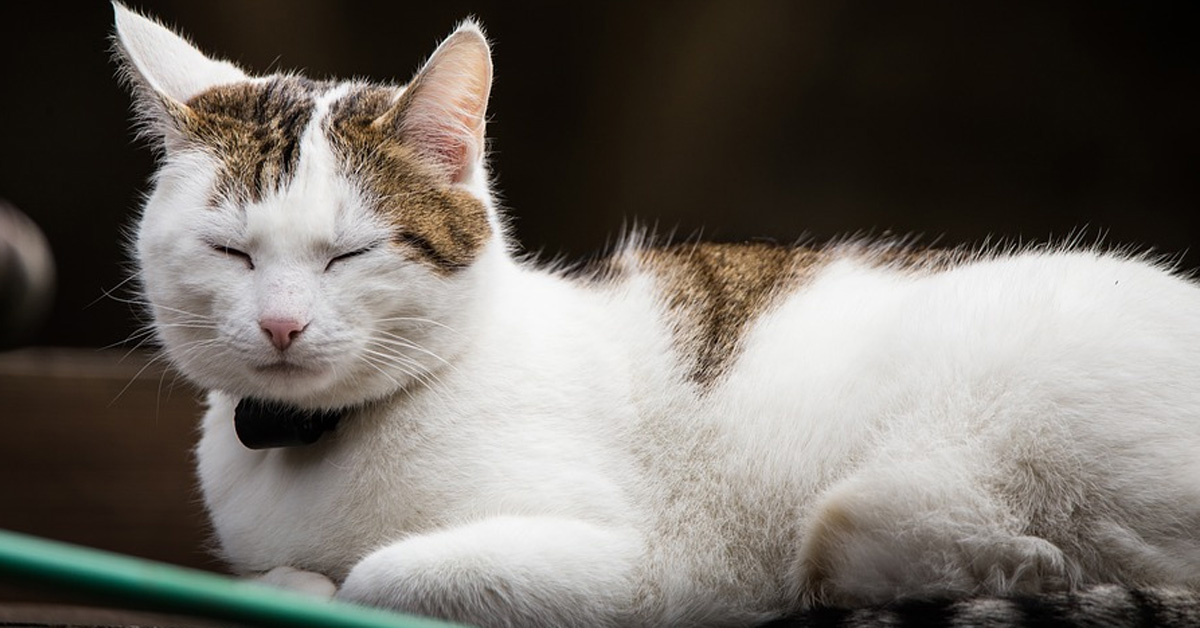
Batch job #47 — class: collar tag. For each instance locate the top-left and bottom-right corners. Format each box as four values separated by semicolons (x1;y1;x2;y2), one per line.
234;398;344;450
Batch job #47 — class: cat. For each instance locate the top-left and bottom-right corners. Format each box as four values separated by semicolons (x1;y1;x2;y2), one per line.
112;4;1200;627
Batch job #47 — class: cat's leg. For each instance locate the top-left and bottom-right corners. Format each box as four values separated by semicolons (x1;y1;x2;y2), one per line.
794;460;1075;607
338;516;644;628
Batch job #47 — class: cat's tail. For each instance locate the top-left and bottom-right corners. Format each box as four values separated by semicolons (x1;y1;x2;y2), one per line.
761;585;1200;627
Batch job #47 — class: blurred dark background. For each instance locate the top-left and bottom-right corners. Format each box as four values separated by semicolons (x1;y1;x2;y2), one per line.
0;1;1196;349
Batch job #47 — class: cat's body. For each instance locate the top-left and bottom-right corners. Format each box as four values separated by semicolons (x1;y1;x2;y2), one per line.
197;242;1200;626
113;5;1200;627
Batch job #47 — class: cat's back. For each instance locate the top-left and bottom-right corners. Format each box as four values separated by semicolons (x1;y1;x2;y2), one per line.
581;240;1200;477
589;241;1200;391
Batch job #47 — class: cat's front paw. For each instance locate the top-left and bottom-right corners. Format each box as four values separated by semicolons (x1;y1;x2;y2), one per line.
338;517;642;628
254;566;338;598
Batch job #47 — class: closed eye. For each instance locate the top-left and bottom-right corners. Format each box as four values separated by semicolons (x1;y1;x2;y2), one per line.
210;244;254;269
325;246;375;272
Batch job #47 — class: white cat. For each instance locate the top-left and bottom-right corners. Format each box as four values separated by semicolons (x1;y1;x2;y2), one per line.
113;4;1200;627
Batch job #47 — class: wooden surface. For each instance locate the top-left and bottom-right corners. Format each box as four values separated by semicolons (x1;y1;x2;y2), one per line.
0;348;220;603
0;604;235;627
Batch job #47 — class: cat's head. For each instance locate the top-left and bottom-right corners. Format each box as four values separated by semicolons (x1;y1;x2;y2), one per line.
113;3;503;409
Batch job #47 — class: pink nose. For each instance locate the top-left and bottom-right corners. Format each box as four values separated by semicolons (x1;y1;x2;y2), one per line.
260;317;307;351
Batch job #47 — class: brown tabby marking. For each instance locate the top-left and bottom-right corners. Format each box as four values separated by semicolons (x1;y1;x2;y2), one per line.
582;240;966;387
635;242;827;386
325;85;491;273
183;77;324;203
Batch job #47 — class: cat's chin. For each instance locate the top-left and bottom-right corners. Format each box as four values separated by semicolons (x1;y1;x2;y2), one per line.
216;360;345;407
232;360;404;410
248;364;335;393
253;361;319;376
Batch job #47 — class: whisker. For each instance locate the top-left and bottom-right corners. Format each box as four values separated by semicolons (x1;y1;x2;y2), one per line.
375;316;464;336
102;326;158;352
359;352;455;408
370;333;457;372
106;294;214;323
118;334;159;362
361;340;453;391
360;345;429;373
89;275;140;310
358;355;406;390
156;322;221;331
108;347;182;407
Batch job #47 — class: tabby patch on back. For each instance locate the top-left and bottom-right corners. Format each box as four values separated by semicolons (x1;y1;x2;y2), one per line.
114;4;1200;628
636;242;825;385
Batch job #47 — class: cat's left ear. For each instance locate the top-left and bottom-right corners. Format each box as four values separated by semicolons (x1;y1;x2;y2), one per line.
111;2;247;150
377;20;493;185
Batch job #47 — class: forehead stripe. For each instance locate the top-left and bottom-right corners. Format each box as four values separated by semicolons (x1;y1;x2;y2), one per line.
185;77;325;202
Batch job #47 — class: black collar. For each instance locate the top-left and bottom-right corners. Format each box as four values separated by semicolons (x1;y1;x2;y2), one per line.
234;397;345;450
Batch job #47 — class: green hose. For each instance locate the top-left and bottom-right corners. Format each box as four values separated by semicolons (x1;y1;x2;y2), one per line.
0;529;466;628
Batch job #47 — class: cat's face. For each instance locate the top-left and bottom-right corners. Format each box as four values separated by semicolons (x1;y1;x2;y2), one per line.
114;5;499;408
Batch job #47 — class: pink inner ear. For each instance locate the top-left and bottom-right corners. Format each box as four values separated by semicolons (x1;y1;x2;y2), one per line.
391;29;492;184
397;113;477;183
400;87;483;182
433;135;471;183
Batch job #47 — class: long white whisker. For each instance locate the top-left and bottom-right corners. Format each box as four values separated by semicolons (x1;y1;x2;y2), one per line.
117;334;160;361
375;316;463;336
155;322;221;331
358;355;406;391
109;347;184;406
369;338;452;369
363;345;453;386
89;275;141;309
360;346;429;373
360;348;455;407
107;294;214;323
370;333;457;371
103;326;158;351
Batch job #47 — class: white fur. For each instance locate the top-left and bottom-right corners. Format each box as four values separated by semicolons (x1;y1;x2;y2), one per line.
112;3;246;103
118;7;1200;628
255;566;338;598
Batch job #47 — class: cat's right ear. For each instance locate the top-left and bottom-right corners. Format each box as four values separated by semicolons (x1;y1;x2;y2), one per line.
111;2;247;152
